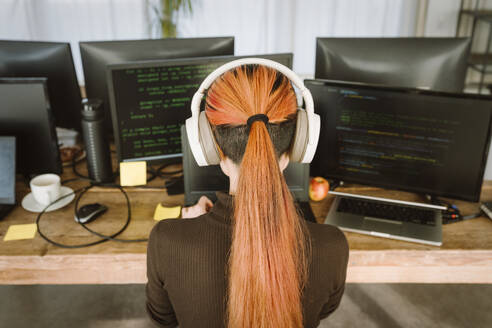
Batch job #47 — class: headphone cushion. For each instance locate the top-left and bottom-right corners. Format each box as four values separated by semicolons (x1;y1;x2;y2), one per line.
198;111;221;165
290;109;309;163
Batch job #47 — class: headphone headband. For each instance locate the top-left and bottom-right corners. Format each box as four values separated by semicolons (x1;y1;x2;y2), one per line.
191;58;313;118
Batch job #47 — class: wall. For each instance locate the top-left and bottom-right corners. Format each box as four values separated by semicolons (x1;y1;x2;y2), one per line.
0;0;418;82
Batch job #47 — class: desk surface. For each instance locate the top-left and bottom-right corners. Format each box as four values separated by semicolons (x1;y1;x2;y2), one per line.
1;160;492;284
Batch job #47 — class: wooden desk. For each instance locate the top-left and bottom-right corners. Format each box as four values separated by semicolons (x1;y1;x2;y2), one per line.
1;161;491;284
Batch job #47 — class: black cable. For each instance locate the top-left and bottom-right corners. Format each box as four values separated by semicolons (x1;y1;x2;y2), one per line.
164;176;183;189
71;147;175;184
157;168;183;176
69;150;86;166
71;147;121;183
36;178;148;248
156;162;183;176
431;196;483;224
462;212;483;220
329;180;343;191
146;166;161;183
38;145;182;247
72;144;181;185
40;147;180;247
74;183;148;243
72;165;91;180
36;185;129;248
71;147;92;181
128;185;167;190
61;177;84;184
433;197;462;224
143;162;183;189
160;168;183;176
144;162;184;193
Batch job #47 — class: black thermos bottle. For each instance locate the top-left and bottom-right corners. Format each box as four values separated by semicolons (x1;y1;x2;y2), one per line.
81;99;113;183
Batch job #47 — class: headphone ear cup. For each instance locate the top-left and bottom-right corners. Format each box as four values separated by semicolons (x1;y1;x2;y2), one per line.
290;109;309;163
198;111;221;165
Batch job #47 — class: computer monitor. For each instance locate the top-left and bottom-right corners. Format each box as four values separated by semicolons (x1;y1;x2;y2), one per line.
0;137;16;205
80;37;235;132
106;53;293;163
305;79;492;202
0;40;82;131
315;38;471;92
0;78;62;175
181;126;309;205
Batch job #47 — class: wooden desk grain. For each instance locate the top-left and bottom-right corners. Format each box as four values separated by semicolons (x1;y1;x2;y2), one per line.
1;162;491;284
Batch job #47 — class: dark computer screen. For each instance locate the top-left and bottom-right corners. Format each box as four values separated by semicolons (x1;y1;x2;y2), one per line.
315;38;470;92
0;78;61;175
107;53;293;163
181;126;309;205
0;136;16;205
306;80;492;202
80;37;234;132
0;40;82;131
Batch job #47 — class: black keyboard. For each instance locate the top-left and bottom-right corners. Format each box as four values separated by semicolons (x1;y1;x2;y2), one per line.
337;197;436;226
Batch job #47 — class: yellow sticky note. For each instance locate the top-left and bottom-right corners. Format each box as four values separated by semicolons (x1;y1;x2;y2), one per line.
154;203;181;221
4;224;37;241
120;161;147;186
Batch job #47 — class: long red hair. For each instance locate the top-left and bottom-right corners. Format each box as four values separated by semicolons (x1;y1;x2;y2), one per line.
206;65;310;328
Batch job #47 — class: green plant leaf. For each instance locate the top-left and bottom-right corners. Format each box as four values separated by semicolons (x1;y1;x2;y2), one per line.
154;0;193;38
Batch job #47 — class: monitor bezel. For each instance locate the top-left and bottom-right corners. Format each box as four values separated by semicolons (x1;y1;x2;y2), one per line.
0;40;83;131
314;37;471;93
305;78;492;202
79;36;235;47
106;53;294;163
79;37;235;133
0;77;62;175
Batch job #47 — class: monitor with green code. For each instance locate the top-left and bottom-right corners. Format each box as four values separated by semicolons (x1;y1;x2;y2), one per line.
107;53;293;163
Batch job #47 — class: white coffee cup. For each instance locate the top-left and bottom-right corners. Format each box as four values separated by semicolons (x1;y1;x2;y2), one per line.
30;174;61;206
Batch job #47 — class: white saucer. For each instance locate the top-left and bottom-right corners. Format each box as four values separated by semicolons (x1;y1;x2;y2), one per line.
22;186;75;213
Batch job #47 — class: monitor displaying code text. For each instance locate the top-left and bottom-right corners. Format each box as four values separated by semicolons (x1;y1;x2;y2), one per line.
110;61;224;161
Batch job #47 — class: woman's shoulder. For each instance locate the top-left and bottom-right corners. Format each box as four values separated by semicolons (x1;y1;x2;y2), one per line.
150;218;182;235
306;221;347;243
305;222;349;258
149;216;210;244
304;223;349;290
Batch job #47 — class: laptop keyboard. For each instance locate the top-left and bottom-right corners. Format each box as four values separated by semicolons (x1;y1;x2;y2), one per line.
337;197;436;226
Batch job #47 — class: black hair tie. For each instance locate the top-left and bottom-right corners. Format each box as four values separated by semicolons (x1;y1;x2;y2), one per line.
247;114;269;128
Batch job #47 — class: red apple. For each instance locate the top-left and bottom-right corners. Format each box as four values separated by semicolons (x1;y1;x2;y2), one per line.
309;177;329;201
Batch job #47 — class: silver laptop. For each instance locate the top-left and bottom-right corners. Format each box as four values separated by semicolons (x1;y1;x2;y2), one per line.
325;191;445;246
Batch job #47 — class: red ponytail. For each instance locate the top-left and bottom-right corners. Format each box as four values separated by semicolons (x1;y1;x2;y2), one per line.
206;65;310;328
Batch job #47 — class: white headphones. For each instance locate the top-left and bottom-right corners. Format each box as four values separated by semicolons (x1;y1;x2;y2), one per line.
185;58;320;166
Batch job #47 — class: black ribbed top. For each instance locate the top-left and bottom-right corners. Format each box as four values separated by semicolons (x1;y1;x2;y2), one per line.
146;192;349;328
